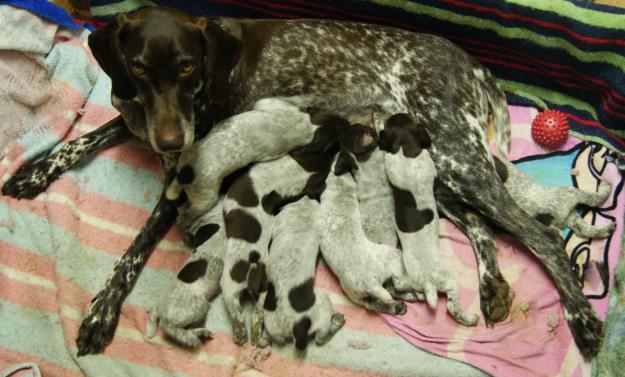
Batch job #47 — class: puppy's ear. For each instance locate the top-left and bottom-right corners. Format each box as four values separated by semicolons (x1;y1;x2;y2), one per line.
410;123;431;148
334;148;358;176
197;19;243;102
378;130;390;151
293;317;312;351
341;124;378;155
88;16;136;100
305;111;351;153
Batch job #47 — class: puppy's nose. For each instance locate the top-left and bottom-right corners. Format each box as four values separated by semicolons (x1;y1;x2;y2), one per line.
156;129;184;152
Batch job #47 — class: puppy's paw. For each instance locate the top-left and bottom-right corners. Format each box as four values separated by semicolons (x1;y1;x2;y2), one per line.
191;328;213;343
596;180;612;202
593;221;617;238
394;302;407;315
565;305;604;360
232;322;248;346
76;291;121;356
480;274;513;326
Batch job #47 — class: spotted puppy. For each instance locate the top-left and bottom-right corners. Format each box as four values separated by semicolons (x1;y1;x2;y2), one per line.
220;112;375;346
381;114;479;326
350;108;398;248
262;198;345;351
165;97;327;222
494;156;615;238
319;154;407;315
145;197;225;347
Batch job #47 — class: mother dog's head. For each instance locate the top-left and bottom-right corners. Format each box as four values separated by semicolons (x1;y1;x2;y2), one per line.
89;7;241;153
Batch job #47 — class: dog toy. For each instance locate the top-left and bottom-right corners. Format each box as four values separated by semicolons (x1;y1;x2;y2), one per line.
531;109;569;148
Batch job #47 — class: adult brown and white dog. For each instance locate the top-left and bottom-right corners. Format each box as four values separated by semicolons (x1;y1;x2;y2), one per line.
1;6;603;358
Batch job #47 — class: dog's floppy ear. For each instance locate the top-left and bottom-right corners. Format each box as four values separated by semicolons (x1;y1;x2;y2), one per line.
197;19;243;102
88;16;136;100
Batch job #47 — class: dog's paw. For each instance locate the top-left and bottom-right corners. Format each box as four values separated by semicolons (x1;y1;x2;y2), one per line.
480;274;513;326
565;305;604;360
2;159;57;199
76;292;121;356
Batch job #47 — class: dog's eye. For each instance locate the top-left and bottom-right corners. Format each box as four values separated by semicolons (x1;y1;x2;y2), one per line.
130;63;146;76
180;63;194;75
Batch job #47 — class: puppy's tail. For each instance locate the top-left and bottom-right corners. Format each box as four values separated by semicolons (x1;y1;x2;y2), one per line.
479;68;511;158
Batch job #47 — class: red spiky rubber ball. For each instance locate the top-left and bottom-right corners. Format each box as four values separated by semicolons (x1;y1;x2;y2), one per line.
531;110;569;148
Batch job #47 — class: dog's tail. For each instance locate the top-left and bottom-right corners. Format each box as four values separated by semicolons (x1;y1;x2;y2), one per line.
478;68;511;158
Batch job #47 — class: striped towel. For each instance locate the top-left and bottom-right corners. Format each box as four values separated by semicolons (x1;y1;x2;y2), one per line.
0;2;623;377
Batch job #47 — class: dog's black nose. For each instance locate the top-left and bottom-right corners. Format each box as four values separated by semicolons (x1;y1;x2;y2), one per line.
156;131;184;152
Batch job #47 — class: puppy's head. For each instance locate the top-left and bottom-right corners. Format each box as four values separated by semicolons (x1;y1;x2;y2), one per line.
303;110;378;154
89;7;241;153
379;113;431;157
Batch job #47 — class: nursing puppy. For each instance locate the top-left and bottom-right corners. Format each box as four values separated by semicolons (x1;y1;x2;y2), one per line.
381;114;478;326
166;98;325;221
262;198;345;351
319;154;407;315
177;110;374;345
145;197;225;347
351;108;398;248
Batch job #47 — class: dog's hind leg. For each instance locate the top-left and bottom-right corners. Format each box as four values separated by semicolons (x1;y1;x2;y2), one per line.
2;116;130;199
435;184;512;326
436;148;602;359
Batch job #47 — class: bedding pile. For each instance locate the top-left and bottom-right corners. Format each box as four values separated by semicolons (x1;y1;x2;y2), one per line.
0;2;624;377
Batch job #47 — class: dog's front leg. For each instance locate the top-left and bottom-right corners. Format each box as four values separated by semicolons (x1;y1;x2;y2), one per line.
2;116;131;199
76;160;178;356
